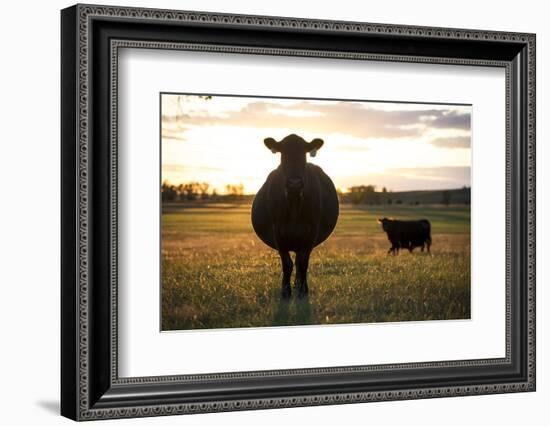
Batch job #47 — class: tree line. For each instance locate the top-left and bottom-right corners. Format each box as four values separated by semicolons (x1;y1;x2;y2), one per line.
161;182;247;202
162;181;470;205
340;185;470;205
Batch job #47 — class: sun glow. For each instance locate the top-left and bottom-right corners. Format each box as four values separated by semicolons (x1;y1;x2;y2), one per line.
162;95;471;194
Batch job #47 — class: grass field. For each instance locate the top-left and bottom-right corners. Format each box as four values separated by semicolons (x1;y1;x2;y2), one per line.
161;203;470;331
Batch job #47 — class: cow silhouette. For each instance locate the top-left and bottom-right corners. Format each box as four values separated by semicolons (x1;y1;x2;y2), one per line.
378;218;432;255
251;134;339;298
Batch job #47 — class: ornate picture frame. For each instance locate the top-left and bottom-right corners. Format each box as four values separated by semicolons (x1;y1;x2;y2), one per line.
61;4;535;421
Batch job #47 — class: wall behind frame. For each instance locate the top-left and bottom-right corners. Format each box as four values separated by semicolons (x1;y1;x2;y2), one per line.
0;0;546;425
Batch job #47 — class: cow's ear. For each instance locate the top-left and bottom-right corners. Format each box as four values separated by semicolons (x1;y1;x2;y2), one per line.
264;138;280;153
308;138;324;157
377;218;383;224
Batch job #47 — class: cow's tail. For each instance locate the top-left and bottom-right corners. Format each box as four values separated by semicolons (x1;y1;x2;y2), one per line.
423;220;432;254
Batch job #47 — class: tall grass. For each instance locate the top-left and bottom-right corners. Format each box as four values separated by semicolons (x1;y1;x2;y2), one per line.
162;204;470;330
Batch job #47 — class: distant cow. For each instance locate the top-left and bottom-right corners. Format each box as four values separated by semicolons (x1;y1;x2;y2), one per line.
252;134;339;298
377;218;432;255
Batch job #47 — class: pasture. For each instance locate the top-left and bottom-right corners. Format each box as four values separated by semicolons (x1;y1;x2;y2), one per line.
161;203;470;330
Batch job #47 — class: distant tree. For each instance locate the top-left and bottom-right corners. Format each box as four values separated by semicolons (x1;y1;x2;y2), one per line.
382;187;387;193
181;182;201;201
349;185;376;193
176;184;184;201
161;182;177;202
225;183;245;200
348;185;378;204
198;182;210;199
396;199;402;205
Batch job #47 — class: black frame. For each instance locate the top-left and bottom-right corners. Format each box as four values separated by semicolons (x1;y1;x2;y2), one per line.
61;4;536;421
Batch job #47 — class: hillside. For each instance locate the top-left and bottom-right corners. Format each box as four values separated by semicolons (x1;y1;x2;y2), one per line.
340;187;470;205
384;187;471;205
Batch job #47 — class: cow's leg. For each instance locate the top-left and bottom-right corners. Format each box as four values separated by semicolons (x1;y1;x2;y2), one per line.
426;238;431;254
279;250;293;299
295;250;311;298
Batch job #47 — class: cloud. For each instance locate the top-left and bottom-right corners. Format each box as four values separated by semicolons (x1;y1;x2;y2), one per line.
337;144;370;152
162;164;224;173
339;166;471;191
162;98;471;143
430;136;470;149
427;110;471;130
389;166;470;183
162;129;189;141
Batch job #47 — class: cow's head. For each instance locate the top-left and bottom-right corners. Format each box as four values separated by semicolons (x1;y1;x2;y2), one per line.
264;134;324;198
377;217;392;232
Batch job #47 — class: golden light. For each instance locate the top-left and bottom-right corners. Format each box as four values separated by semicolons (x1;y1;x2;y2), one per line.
161;95;471;193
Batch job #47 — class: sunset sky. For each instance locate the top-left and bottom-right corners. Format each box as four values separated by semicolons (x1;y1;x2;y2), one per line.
161;94;471;194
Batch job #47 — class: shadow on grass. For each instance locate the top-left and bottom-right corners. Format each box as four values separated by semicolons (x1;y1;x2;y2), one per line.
295;298;312;325
272;296;312;326
273;298;290;326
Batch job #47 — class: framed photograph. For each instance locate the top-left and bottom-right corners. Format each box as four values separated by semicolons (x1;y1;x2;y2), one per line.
61;4;536;421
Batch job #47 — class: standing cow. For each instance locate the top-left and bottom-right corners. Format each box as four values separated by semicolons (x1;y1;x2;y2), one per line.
252;134;339;299
377;218;432;255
